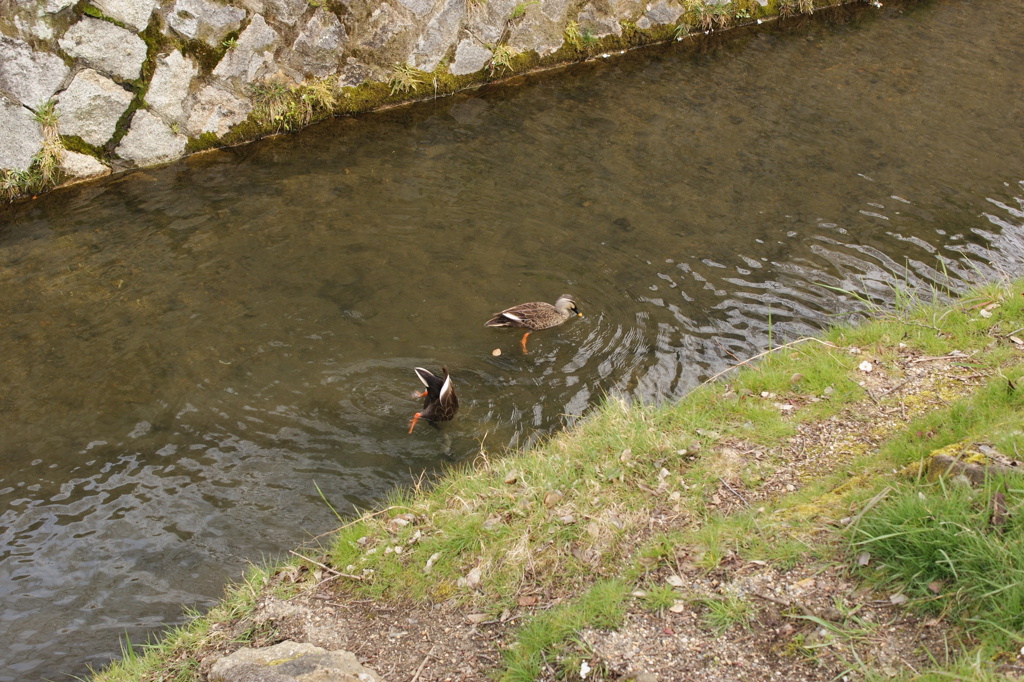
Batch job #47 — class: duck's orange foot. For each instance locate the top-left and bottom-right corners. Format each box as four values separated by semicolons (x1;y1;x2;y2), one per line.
520;331;531;354
408;412;422;434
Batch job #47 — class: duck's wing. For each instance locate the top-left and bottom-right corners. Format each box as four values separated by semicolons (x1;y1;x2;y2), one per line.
485;301;550;327
484;309;523;327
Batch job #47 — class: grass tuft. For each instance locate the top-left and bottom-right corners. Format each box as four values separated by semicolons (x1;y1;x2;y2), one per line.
388;64;426;96
499;580;628;681
849;474;1024;647
693;593;755;633
248;77;340;133
489;44;516;76
1;99;65;200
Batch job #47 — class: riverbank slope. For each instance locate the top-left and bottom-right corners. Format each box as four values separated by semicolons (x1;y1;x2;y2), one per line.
93;276;1024;680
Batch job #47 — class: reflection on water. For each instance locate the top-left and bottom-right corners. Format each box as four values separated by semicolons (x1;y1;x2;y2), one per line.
2;0;1024;678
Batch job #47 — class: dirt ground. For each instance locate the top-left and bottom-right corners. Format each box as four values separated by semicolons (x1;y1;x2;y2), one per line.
187;346;1023;681
197;558;959;681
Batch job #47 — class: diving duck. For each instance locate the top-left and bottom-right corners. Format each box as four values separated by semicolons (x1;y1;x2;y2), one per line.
485;294;582;353
408;366;459;433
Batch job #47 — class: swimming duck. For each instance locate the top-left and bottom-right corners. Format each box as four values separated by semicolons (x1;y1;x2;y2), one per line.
408;366;458;433
484;294;582;353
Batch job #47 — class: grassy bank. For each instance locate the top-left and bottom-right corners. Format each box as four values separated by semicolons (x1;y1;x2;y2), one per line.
92;276;1024;681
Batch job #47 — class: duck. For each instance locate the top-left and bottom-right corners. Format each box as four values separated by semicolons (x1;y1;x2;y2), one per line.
408;366;459;433
484;294;582;353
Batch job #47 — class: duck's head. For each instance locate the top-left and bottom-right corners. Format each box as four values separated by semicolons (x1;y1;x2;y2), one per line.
556;295;582;317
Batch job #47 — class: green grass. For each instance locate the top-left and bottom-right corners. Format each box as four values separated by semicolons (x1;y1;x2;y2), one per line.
499;579;628;681
388;63;426;96
246;77;340;133
693;592;755;633
249;80;306;132
489;44;516;76
849;475;1024;648
564;20;583;49
509;0;537;20
640;583;681;612
1;99;65;200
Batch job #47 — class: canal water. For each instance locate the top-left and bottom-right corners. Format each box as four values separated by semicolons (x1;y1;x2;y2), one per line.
1;0;1022;677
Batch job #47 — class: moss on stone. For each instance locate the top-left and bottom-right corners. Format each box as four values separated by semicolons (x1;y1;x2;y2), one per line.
80;3;103;19
139;15;176;71
335;81;407;116
74;0;132;30
180;38;228;76
60;135;103;158
184;132;222;154
925;441;990;466
76;2;111;24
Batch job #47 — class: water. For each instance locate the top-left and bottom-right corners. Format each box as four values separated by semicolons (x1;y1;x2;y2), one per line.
2;0;1023;677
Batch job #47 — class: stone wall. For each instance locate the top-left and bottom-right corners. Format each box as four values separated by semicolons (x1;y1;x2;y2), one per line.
0;0;796;197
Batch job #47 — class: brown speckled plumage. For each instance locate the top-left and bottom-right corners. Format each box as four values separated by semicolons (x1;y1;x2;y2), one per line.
485;295;582;352
484;295;581;331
